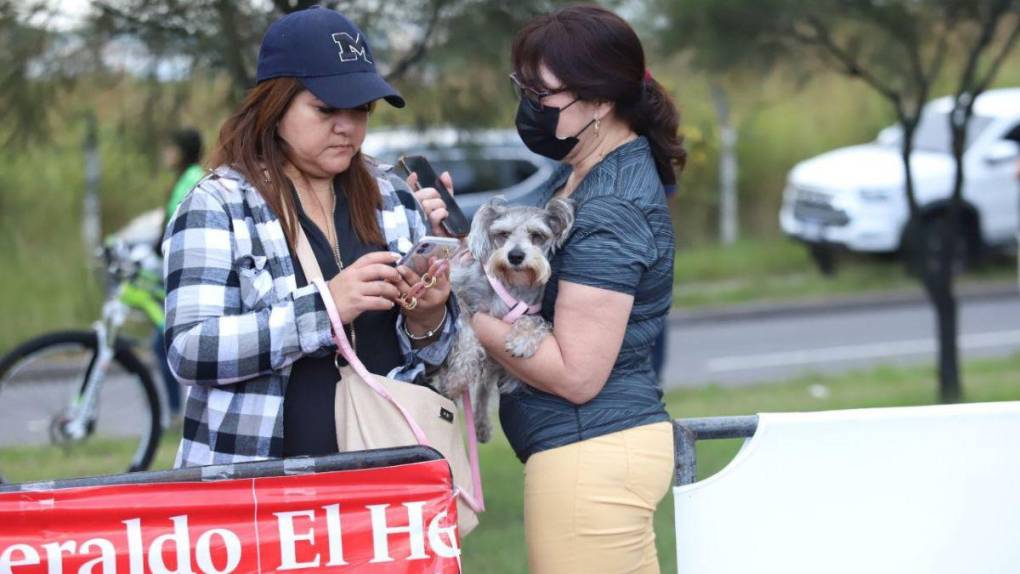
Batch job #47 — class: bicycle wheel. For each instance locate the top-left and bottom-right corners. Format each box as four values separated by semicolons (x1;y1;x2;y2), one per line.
0;330;162;483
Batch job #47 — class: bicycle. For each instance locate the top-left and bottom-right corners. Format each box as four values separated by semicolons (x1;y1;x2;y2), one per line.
0;236;165;484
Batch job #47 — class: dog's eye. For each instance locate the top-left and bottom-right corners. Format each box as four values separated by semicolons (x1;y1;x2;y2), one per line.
529;232;546;244
494;231;510;243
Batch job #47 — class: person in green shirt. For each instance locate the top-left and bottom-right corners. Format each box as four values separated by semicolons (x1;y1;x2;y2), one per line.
155;128;204;419
163;128;205;217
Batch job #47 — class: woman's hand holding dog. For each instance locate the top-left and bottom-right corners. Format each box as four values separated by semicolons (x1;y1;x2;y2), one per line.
396;256;452;338
326;252;404;324
406;171;456;238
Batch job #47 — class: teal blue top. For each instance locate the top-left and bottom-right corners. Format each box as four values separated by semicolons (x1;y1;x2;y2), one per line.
499;137;674;462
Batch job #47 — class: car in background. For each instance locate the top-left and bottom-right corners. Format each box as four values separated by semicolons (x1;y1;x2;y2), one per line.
362;128;559;220
780;87;1020;269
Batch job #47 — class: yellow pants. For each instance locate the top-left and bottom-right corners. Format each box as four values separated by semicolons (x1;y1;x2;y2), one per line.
523;421;674;574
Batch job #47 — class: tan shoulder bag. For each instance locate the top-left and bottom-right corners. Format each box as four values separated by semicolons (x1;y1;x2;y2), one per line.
293;229;484;537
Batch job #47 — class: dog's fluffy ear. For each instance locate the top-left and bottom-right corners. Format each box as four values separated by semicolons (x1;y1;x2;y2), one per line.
468;197;506;260
545;198;575;248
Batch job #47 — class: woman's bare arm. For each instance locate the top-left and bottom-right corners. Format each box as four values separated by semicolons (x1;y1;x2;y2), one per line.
471;280;632;404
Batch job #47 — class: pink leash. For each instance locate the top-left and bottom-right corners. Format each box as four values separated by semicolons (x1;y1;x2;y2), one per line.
458;387;485;511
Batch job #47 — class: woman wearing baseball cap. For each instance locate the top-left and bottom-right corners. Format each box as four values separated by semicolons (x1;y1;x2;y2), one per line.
162;6;458;466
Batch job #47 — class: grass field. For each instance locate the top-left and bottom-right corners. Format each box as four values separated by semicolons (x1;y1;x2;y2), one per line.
673;238;1016;308
3;353;1018;572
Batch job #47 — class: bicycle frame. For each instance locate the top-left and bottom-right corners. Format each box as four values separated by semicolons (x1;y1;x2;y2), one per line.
120;271;165;328
59;251;165;443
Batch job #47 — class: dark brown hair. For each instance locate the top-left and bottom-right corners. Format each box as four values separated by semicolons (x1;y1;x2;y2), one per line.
512;4;686;185
170;128;203;174
209;77;384;249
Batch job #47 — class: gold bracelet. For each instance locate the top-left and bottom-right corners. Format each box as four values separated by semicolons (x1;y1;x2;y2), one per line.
403;306;448;341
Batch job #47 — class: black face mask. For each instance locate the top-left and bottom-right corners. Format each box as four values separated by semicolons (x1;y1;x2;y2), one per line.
515;98;595;161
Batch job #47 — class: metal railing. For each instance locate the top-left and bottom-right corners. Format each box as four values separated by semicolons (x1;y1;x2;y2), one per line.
673;416;759;486
0;445;443;493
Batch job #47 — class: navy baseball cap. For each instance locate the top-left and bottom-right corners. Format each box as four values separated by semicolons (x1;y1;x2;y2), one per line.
256;6;405;109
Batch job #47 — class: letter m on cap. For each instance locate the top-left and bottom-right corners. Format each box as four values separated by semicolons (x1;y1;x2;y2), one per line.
332;32;372;64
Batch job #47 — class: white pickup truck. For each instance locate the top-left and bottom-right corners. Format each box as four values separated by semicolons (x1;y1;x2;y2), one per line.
780;87;1020;267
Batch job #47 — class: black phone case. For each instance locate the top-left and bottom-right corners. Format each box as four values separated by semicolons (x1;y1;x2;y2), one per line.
399;156;471;237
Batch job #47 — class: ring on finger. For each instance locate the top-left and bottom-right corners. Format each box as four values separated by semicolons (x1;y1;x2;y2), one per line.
399;293;418;310
421;273;437;289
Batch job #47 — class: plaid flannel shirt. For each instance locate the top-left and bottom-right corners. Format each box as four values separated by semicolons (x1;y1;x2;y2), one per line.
163;163;458;468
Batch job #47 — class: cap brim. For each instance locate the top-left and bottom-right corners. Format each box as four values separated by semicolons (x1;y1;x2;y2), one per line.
300;72;405;109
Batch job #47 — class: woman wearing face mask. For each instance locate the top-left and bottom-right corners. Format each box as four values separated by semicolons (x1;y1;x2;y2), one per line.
468;5;685;573
163;6;457;467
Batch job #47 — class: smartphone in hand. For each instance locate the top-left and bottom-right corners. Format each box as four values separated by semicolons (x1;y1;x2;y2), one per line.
397;155;471;238
397;236;462;276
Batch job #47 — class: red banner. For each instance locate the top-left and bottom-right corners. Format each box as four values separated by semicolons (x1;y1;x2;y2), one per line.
0;460;460;573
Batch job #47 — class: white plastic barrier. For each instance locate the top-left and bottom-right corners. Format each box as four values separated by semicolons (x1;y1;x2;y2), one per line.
674;402;1020;574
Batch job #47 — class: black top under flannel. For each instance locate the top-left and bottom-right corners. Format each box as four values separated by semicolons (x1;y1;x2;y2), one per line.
283;181;406;456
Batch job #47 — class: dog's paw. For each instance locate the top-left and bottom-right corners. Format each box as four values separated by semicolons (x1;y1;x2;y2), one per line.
504;316;549;358
476;416;493;443
505;335;537;358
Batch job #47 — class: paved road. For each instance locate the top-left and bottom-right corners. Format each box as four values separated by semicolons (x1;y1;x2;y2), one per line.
4;291;1017;449
661;292;1020;389
0;372;153;448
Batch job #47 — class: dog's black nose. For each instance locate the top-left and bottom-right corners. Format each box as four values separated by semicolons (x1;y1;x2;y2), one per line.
508;248;525;266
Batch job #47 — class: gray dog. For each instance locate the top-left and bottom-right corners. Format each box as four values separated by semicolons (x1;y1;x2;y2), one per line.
439;197;574;442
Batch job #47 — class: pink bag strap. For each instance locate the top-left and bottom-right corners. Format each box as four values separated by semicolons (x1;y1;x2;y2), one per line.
295;228;484;511
312;276;433;447
295;229;430;445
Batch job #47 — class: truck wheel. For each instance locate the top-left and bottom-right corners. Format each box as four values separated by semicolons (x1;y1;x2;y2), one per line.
807;242;838;276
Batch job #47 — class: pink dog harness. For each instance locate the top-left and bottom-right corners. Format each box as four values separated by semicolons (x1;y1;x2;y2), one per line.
485;270;541;323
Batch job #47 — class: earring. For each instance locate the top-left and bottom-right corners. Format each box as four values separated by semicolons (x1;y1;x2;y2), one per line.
594;115;601;135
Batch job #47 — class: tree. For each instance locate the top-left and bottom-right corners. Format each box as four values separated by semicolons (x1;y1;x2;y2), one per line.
932;1;1019;401
664;0;1020;402
85;0;568;133
0;0;82;148
1;0;565;153
87;0;552;104
651;0;808;246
